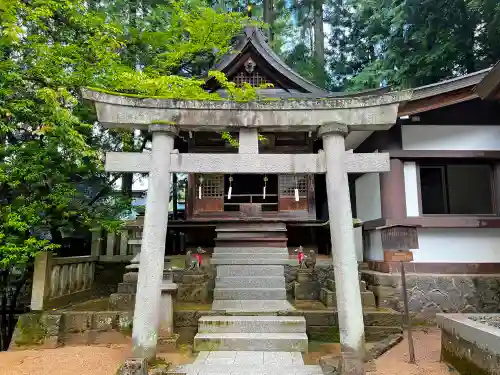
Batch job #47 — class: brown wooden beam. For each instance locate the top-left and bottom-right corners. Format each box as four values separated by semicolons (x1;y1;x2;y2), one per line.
363;216;500;230
379;158;406;219
389;150;500;160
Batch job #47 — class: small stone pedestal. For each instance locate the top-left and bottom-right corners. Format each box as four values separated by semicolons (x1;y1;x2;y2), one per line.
110;254;140;310
157;282;179;352
118;357;148;375
294;269;320;301
177;270;210;303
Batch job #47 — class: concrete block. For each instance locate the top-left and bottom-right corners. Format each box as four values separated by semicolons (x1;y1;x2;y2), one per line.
194;332;308;352
326;278;366;292
211;300;295;313
123;272;138;283
320;288;336;308
157;333;179;352
177;282;210;303
118;282;137;294
211;258;292;265
216;265;284;277
215;276;285;289
294;281;320;301
213;247;288;253
214;288;286;300
198;316;306;333
61;312;93;332
109;293;135;310
211;252;289;258
92;312;118;331
361;291;376;308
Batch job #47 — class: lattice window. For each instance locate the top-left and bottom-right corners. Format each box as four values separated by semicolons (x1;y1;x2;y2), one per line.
232;71;271;87
279;174;308;197
197;174;224;197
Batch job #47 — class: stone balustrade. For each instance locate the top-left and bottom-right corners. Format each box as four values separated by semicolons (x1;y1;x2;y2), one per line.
31;252;98;310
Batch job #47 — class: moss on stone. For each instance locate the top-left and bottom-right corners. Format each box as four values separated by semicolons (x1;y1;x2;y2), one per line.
308;326;340;342
151;120;177;125
14;313;48;347
148;357;171;369
441;348;487;375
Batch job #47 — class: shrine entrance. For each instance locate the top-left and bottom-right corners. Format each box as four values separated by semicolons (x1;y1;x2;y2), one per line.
192;173;313;219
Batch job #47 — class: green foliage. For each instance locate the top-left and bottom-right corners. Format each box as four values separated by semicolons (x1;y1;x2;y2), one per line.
0;0;255;269
325;0;500;90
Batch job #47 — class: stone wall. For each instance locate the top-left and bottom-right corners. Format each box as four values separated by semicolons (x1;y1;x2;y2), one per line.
362;271;500;319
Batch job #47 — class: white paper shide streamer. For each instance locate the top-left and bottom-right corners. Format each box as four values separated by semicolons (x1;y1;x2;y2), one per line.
294;188;299;202
228;186;232;200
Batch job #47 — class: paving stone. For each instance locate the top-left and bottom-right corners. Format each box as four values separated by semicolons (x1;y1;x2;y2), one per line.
214;288;287;300
211;300;294;313
168;364;323;375
216;276;285;289
217;265;284;277
211;258;293;265
198;316;306;333
194;332;308;352
214;247;289;253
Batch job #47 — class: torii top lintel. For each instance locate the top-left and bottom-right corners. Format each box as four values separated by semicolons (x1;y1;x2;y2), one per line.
81;88;411;133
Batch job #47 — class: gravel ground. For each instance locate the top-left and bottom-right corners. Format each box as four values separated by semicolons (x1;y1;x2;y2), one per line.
469;315;500;328
0;328;453;375
370;328;454;375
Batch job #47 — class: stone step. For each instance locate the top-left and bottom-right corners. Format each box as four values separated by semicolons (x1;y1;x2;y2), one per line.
168;364;323;375
326;279;367;292
212;251;289;259
117;282;137;294
217;265;284;277
211;258;293;266
194;332;309;352
320;288;376;308
214;247;289;254
214;288;287;300
211;300;294;313
122;272;138;283
216;232;287;240
216;223;287;232
216;276;285;288
198;316;306;334
109;293;135;310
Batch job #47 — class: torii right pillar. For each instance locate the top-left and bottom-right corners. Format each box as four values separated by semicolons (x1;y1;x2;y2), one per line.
319;124;366;375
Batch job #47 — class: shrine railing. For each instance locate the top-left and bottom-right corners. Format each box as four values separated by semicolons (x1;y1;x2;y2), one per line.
30;252;98;310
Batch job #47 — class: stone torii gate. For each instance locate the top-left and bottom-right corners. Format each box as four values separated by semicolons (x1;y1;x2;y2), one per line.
82;88;410;370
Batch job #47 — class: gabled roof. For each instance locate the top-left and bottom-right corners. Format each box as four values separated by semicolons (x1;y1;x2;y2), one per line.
475;61;500;100
204;27;329;95
398;67;492;116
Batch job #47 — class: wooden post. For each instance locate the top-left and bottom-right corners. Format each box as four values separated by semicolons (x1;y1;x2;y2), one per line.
400;261;416;363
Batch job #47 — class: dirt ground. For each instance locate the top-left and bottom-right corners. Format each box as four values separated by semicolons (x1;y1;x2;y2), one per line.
0;328;453;375
370;328;453;375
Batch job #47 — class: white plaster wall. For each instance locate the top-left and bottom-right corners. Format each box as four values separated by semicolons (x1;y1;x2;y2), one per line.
402;125;500;150
403;162;420;216
364;230;384;261
355;173;382;222
413;228;500;262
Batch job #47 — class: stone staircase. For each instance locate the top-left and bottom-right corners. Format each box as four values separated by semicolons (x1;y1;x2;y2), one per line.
214;223;288;248
179;222;323;374
320;278;376;309
194;316;308;352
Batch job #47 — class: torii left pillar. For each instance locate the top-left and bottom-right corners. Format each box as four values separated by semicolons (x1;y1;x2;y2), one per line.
131;124;177;359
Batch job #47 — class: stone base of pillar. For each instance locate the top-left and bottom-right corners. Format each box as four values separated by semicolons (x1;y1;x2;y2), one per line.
319;353;367;375
157;333;179;353
177;271;210;303
118;358;148;375
294;269;320;301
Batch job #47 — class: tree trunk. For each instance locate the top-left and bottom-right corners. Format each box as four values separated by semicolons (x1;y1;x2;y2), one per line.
263;0;274;42
313;0;325;68
121;173;134;199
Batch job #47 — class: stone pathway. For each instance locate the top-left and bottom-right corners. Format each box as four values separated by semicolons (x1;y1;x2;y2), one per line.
185;237;319;375
170;351;323;375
